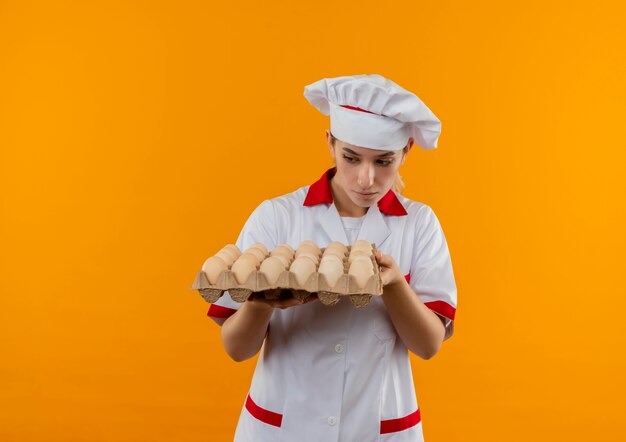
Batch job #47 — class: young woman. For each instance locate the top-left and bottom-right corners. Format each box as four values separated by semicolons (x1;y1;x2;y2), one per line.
206;74;457;441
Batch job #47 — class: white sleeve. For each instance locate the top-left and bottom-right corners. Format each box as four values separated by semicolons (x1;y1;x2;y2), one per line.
408;205;458;340
207;199;279;325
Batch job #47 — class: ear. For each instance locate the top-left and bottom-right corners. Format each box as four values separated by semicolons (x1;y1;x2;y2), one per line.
326;129;336;159
400;138;413;165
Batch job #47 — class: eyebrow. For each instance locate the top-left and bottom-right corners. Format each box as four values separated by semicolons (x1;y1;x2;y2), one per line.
342;147;395;157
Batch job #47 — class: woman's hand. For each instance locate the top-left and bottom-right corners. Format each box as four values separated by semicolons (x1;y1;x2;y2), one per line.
374;250;405;288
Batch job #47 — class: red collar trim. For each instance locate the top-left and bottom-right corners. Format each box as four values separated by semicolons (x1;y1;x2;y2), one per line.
303;168;407;216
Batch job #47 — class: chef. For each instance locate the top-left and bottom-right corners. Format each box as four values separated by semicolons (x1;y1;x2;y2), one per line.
206;74;457;441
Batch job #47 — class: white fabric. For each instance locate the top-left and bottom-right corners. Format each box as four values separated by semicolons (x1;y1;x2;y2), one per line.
212;186;457;442
339;215;364;244
303;74;442;150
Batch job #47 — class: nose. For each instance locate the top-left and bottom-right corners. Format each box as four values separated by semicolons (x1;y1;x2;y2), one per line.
357;162;375;189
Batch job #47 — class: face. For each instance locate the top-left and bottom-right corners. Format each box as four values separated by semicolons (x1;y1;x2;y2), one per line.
326;130;412;209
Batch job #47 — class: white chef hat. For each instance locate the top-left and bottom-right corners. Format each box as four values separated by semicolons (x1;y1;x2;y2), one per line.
303;74;441;151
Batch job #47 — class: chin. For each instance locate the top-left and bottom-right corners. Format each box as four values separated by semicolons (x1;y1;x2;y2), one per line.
350;197;377;208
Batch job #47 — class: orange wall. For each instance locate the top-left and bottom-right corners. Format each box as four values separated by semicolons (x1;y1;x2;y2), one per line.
1;1;625;441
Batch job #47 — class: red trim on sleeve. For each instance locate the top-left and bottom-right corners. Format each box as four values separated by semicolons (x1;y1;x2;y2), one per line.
380;408;421;434
405;272;456;320
424;301;456;320
245;394;283;428
207;304;237;319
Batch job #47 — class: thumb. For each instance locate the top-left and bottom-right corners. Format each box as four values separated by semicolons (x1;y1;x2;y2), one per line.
375;250;391;267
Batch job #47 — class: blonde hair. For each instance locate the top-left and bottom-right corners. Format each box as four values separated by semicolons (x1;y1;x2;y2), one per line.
329;132;408;194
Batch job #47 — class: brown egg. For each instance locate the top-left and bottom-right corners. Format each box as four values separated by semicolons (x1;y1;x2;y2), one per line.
231;258;256;284
353;240;372;250
271;253;291;268
259;256;285;285
348;250;372;263
249;242;269;256
327;241;348;252
350;244;372;254
277;243;295;253
300;240;318;249
233;253;260;268
243;247;266;262
216;248;237;265
350;254;374;271
320;254;344;268
323;247;346;260
222;244;242;257
296;251;320;265
348;259;375;289
271;245;294;260
289;257;317;286
296;244;320;258
318;259;344;288
202;256;228;284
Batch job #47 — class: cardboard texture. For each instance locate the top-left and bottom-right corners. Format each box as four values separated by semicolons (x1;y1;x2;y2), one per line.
191;244;383;308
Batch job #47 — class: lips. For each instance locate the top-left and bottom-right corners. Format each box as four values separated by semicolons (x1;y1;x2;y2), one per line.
355;191;377;199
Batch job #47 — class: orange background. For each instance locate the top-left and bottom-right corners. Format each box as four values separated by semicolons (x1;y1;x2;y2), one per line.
1;1;625;441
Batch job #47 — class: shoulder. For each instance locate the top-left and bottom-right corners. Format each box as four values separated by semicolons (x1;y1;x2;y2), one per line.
267;185;309;209
248;185;310;218
394;193;446;236
395;193;433;220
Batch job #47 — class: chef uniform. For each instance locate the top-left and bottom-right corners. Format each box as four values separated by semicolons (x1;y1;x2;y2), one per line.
206;74;457;441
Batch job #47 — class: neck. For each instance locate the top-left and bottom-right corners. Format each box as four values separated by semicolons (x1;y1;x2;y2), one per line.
329;177;368;217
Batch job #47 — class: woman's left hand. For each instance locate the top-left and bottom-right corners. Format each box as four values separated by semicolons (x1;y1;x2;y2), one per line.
374;250;405;288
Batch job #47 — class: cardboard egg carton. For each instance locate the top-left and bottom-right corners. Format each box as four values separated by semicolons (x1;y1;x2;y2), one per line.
191;245;383;308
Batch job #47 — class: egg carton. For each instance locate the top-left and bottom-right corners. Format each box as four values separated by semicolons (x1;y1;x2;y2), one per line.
190;245;383;308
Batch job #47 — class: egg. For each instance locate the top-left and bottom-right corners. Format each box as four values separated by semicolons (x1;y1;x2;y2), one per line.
348;249;372;263
348;259;375;289
249;242;269;256
323;247;346;261
318;259;344;288
216;248;237;266
320;254;344;268
296;244;320;258
296;251;320;266
243;247;266;262
353;240;372;250
276;243;294;253
350;244;372;254
223;244;242;256
327;241;348;252
350;254;374;271
231;258;257;284
271;246;294;260
201;256;228;284
300;240;319;250
233;253;260;269
215;250;237;267
259;256;285;285
271;253;291;268
289;257;317;286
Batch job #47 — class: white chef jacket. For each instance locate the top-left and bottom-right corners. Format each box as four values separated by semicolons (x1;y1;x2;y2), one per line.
207;167;457;442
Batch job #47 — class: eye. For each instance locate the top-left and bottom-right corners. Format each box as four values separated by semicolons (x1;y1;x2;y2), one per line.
343;155;358;163
376;159;394;167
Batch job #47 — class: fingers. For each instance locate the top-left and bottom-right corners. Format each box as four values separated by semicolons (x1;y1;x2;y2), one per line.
375;250;392;268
